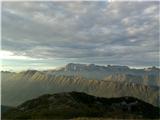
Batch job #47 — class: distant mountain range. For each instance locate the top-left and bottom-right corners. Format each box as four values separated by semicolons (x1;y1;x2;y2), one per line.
2;92;159;119
45;63;160;86
1;63;160;107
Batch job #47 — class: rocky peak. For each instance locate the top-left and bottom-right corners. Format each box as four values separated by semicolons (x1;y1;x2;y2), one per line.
106;65;129;71
64;63;96;71
64;63;130;72
145;66;160;71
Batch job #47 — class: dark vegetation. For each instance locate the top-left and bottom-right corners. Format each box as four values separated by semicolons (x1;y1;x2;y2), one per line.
2;91;160;119
1;105;14;114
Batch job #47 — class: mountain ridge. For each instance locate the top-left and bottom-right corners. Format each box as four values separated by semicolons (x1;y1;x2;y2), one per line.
2;63;160;107
2;91;160;119
2;63;160;73
2;71;159;107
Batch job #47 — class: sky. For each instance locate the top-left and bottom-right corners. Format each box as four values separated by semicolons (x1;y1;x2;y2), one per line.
1;1;159;71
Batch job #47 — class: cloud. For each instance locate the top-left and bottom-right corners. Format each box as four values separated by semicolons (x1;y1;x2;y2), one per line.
1;1;159;67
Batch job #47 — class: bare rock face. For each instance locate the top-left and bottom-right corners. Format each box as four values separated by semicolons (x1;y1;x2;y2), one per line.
63;63;129;72
50;63;160;86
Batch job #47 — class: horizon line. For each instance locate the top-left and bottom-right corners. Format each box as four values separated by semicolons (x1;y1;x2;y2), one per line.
1;63;160;72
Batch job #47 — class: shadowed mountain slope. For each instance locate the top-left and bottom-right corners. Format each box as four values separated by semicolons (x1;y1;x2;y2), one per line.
1;105;13;114
2;92;160;119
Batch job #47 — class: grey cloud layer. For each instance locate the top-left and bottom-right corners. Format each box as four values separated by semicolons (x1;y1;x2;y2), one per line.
2;1;159;66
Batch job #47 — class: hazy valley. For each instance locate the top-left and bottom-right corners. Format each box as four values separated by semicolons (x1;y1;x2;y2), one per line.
2;63;160;108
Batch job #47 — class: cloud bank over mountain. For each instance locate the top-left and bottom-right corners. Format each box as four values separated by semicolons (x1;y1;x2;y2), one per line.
2;1;159;70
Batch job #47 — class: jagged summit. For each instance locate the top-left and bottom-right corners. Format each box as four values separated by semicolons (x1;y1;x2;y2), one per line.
144;66;160;71
3;63;159;73
63;63;130;72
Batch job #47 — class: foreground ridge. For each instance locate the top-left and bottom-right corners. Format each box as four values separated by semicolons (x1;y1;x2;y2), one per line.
2;91;160;119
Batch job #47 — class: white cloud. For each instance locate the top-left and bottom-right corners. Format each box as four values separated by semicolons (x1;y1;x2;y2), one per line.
144;5;157;14
1;1;159;67
0;50;40;60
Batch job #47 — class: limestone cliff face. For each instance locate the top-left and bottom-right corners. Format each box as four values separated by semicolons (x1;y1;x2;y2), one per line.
46;63;160;86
